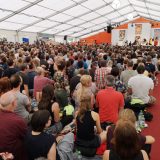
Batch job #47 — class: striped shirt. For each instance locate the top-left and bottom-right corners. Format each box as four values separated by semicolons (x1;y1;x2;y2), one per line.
95;67;110;90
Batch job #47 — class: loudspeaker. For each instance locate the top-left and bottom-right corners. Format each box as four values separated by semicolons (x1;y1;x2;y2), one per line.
64;35;67;40
107;25;112;33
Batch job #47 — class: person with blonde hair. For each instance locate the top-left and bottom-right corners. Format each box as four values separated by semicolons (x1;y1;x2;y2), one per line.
106;109;155;157
74;75;95;110
75;94;106;157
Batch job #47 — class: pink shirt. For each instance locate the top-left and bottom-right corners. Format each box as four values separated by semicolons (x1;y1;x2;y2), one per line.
34;76;53;96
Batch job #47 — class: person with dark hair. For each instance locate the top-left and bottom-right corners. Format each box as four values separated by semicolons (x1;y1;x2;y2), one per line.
27;62;37;97
86;55;92;69
54;61;69;109
89;61;97;82
128;64;156;105
10;74;30;122
17;63;29;96
25;110;58;160
3;58;18;78
25;110;74;160
111;67;126;93
38;85;62;132
39;84;74;134
74;60;85;76
145;55;156;80
103;120;149;160
120;60;137;88
0;77;11;96
66;59;75;81
95;60;110;90
96;75;124;129
40;54;49;69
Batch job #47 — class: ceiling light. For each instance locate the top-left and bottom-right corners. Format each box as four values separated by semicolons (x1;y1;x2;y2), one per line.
112;0;121;9
127;13;134;20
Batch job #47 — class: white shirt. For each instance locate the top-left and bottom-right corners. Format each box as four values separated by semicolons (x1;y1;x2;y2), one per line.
128;74;154;103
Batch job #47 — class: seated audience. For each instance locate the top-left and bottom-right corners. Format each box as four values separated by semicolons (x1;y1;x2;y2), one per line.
96;75;124;129
25;110;58;160
74;75;95;110
128;65;156;105
120;60;137;88
17;64;29;96
103;120;149;160
106;109;155;157
25;110;74;160
75;94;106;157
10;74;30;123
0;92;27;160
95;60;110;90
27;62;37;97
34;67;54;101
3;58;18;78
53;61;69;110
0;77;11;96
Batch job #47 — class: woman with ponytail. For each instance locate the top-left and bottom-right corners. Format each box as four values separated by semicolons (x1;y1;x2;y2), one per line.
75;94;106;157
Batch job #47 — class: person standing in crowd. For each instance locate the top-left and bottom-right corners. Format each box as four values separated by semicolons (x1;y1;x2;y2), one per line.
0;92;27;160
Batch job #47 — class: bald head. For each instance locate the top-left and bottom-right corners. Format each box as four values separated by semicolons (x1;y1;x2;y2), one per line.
0;92;16;111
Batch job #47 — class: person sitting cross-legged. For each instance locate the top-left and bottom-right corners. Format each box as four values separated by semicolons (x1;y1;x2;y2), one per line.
96;75;124;130
0;92;27;160
75;94;106;157
103;120;149;160
128;64;156;106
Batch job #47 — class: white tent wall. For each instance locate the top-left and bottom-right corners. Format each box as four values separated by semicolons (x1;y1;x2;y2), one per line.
0;29;68;44
18;32;38;44
0;29;38;44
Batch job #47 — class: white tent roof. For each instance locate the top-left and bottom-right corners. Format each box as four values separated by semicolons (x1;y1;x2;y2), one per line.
0;0;160;38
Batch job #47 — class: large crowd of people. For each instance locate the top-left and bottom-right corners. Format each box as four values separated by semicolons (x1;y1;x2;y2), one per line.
0;40;158;160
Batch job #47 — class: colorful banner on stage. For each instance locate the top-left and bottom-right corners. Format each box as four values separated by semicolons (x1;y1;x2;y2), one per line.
119;30;125;41
154;29;160;38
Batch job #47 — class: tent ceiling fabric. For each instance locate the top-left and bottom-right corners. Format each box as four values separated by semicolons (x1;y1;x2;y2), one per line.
0;0;160;37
